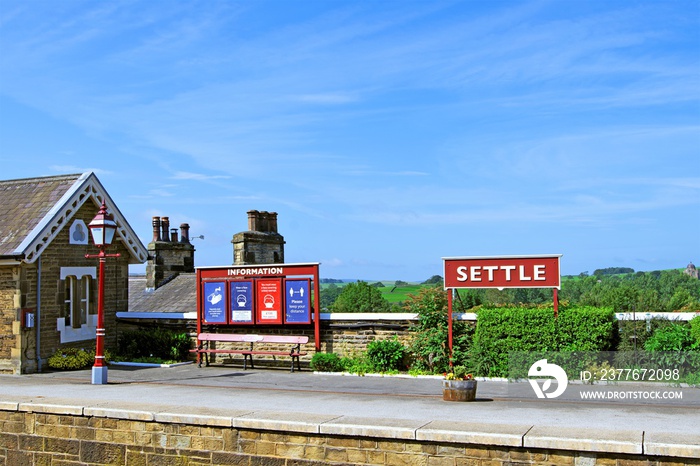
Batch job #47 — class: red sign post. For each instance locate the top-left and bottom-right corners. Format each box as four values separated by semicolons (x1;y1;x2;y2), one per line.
443;255;562;362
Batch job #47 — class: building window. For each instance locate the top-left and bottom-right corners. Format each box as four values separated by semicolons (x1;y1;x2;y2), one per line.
58;267;96;343
69;219;89;245
64;275;93;328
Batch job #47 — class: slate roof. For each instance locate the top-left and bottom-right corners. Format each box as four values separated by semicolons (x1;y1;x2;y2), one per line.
0;173;81;256
129;273;197;313
0;172;147;264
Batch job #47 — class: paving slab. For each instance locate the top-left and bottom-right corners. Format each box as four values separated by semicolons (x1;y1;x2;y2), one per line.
17;402;83;415
644;431;700;458
524;425;643;454
320;416;430;439
233;410;342;434
416;420;531;447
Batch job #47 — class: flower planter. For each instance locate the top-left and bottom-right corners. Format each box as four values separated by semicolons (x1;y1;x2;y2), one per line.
442;379;478;402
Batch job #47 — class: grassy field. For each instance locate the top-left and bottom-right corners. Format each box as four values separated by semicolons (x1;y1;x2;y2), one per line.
373;282;424;304
321;280;428;305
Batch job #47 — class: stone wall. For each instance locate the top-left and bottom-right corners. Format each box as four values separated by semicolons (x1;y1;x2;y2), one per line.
116;315;419;368
0;405;695;466
0;267;20;371
0;262;37;374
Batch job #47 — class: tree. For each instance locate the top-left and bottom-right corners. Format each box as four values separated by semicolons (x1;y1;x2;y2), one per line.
422;275;443;285
330;281;391;313
320;283;343;310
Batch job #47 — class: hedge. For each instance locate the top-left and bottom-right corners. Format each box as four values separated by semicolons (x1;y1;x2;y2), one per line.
468;306;616;377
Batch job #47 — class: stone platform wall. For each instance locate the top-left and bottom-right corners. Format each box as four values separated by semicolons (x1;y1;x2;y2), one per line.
1;403;696;466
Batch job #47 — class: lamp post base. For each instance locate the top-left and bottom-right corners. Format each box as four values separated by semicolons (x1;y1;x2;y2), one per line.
91;365;108;385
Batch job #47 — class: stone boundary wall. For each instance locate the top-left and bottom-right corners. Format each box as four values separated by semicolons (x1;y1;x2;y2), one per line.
1;401;697;466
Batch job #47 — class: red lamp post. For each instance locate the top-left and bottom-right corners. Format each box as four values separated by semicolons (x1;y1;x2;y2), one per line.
86;200;120;385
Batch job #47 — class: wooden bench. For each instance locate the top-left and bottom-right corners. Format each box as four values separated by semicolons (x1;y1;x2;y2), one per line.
191;333;309;372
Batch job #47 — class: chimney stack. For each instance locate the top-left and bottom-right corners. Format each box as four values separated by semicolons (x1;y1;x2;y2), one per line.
233;210;285;265
146;215;195;290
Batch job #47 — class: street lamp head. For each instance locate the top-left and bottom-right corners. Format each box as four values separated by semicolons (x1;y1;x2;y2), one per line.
88;200;118;247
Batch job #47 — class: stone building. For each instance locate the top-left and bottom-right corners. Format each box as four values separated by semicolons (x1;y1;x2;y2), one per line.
684;262;699;279
232;210;285;265
0;172;147;374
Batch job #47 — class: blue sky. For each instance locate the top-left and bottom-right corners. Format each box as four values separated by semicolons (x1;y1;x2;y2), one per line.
1;0;698;281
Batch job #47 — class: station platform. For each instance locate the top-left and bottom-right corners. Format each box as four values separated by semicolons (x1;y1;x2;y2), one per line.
1;363;698;461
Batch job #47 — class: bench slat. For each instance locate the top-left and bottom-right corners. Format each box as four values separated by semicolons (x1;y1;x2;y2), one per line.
197;333;262;343
257;335;309;344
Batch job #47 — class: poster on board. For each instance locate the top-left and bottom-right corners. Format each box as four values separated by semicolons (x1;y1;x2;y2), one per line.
284;279;311;324
256;278;283;324
203;281;227;324
230;280;254;324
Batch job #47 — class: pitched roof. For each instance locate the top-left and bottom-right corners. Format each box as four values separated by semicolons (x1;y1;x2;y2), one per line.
0;172;147;264
128;274;196;313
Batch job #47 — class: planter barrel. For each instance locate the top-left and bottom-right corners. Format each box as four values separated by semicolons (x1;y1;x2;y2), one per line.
442;379;478;402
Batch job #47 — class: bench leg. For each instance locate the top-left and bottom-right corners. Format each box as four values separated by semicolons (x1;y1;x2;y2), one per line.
243;354;254;370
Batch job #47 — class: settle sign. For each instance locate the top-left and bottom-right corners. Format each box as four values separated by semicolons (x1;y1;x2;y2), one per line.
443;255;562;289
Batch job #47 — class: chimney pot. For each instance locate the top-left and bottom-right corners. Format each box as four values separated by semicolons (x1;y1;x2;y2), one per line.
269;212;278;233
152;217;162;242
180;223;190;243
259;211;270;232
161;217;170;242
247;210;259;231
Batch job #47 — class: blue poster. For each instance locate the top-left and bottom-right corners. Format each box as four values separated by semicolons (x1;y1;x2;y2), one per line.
285;279;311;324
203;281;226;324
230;280;254;324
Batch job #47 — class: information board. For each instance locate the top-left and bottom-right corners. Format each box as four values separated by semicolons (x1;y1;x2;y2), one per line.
230;280;254;324
256;278;283;324
195;262;322;351
284;279;311;324
202;281;227;324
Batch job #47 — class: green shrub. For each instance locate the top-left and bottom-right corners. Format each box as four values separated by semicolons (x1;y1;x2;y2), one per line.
690;317;700;349
117;328;191;361
644;324;694;352
618;317;676;351
310;352;344;372
366;338;406;372
339;354;374;375
47;347;111;371
406;287;473;374
469;306;616;378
